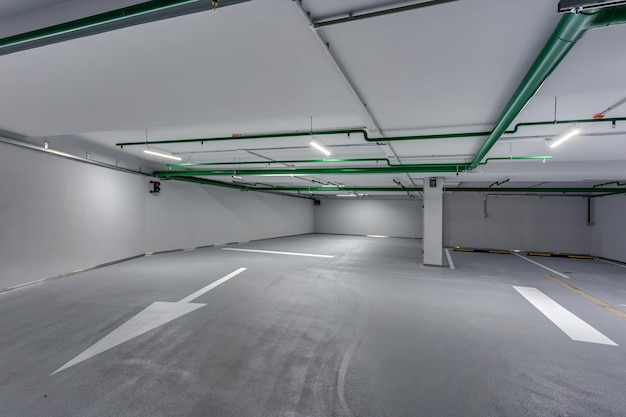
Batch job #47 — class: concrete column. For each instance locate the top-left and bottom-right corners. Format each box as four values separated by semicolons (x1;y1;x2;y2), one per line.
423;177;443;266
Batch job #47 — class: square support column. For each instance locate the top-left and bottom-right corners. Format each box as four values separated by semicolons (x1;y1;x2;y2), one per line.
423;177;443;266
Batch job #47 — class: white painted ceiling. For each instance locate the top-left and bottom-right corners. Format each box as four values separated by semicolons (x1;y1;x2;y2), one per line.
1;0;625;197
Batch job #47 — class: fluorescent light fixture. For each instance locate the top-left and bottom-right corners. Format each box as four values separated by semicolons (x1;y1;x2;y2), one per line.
550;128;580;148
367;235;389;238
232;175;243;180
336;193;357;197
310;140;331;156
143;149;182;161
260;174;308;177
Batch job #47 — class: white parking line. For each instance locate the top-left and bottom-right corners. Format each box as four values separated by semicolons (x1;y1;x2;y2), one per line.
444;248;455;270
222;248;334;258
596;258;626;269
514;286;617;346
514;253;570;279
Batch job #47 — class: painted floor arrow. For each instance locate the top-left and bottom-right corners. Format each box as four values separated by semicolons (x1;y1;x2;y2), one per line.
52;267;247;375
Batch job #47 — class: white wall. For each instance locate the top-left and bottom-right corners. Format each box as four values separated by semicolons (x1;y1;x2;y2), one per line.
144;182;314;252
0;142;146;289
592;194;626;262
444;193;591;253
0;142;314;290
314;199;422;238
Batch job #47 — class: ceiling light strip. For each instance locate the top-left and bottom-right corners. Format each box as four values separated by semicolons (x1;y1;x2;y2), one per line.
144;149;182;161
310;141;332;156
550;128;580;148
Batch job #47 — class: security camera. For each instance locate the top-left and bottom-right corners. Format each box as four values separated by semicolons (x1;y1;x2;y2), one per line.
571;5;583;13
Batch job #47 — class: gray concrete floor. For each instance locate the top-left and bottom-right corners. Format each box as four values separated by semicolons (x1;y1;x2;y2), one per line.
2;234;626;416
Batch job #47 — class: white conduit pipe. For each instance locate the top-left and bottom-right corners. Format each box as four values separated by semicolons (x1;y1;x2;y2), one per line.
0;136;149;177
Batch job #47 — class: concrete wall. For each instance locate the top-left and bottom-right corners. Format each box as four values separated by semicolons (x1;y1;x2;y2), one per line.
313;194;591;253
314;199;422;238
444;193;592;253
0;143;146;289
0;142;314;289
592;194;626;263
144;182;314;253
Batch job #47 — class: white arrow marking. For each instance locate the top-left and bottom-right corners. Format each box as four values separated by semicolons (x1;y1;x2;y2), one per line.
52;267;246;375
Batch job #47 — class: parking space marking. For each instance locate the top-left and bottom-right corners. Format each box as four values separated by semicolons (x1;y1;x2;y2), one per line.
444;248;455;270
544;274;626;320
513;286;618;346
514;253;570;279
596;258;626;269
222;248;334;258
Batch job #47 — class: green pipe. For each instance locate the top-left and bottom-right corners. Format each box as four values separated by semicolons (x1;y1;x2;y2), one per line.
163;176;424;192
118;130;366;147
169;155;552;168
154;163;470;177
156;154;553;177
116;117;625;148
1;1;196;49
170;176;253;191
167;157;394;167
159;176;626;195
470;6;626;169
480;156;552;165
445;188;626;194
593;180;626;188
505;117;626;134
232;180;275;188
245;187;424;192
488;178;510;188
0;0;252;54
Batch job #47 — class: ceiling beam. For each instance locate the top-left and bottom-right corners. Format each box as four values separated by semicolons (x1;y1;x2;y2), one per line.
313;0;459;28
0;0;252;56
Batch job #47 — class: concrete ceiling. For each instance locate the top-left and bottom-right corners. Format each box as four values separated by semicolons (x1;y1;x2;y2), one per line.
1;0;625;198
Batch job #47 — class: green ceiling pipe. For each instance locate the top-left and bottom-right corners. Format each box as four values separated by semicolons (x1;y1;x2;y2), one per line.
116;116;625;149
155;176;626;195
116;127;483;147
154;163;469;177
480;156;552;165
241;187;424;192
156;155;552;177
115;128;493;147
168;155;550;168
593;180;626;188
488;178;510;188
168;175;254;190
0;0;252;55
167;157;395;167
118;130;367;147
505;117;626;134
470;5;626;169
446;188;626;194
